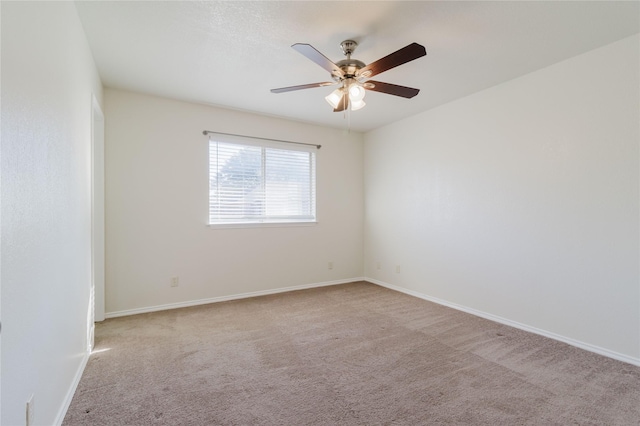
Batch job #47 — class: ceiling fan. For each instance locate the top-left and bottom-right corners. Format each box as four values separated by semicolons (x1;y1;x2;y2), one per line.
271;40;427;112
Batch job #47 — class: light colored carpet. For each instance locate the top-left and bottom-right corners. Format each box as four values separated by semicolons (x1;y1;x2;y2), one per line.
64;281;640;425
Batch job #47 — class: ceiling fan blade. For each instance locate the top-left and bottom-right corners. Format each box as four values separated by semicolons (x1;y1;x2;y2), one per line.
358;43;426;78
271;82;336;93
292;43;344;78
364;80;420;98
333;93;349;112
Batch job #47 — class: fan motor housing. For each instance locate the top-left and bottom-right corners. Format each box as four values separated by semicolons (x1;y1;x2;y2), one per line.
332;40;366;81
334;58;366;80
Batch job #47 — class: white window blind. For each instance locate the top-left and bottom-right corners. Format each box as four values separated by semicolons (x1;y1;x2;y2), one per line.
209;134;317;225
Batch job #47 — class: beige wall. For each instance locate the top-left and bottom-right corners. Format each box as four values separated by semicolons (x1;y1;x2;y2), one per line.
104;89;364;315
1;2;104;424
364;35;640;363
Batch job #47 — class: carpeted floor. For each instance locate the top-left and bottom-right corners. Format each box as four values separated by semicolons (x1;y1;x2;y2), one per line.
63;281;640;425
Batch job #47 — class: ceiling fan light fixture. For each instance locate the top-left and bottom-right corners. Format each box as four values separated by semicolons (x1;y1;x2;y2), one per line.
325;88;343;109
272;40;426;113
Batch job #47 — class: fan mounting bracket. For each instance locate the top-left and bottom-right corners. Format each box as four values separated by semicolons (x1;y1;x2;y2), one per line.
340;40;358;57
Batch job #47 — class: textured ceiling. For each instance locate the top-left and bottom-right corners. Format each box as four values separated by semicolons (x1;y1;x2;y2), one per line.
75;1;639;132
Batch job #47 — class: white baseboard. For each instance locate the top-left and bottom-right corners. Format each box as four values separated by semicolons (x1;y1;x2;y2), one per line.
106;276;640;366
54;350;90;425
367;278;640;367
105;277;366;319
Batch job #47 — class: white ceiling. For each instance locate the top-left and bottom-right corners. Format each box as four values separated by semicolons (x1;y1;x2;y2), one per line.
75;1;639;133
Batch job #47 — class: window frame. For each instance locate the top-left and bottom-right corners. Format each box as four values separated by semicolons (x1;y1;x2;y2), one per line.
207;133;318;228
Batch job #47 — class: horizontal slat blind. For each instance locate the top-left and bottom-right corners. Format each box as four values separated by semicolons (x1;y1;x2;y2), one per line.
209;137;316;224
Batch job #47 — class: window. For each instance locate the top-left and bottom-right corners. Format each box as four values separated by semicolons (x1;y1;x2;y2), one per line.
208;133;317;225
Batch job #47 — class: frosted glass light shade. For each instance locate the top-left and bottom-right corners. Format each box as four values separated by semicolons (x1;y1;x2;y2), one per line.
325;89;343;109
349;85;366;102
351;99;366;111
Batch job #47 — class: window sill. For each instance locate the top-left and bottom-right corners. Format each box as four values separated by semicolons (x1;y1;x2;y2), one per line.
207;221;318;230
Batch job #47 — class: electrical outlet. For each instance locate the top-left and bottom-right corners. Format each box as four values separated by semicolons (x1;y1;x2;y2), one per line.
170;276;179;287
328;261;334;270
395;265;401;273
26;394;34;426
376;261;381;270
